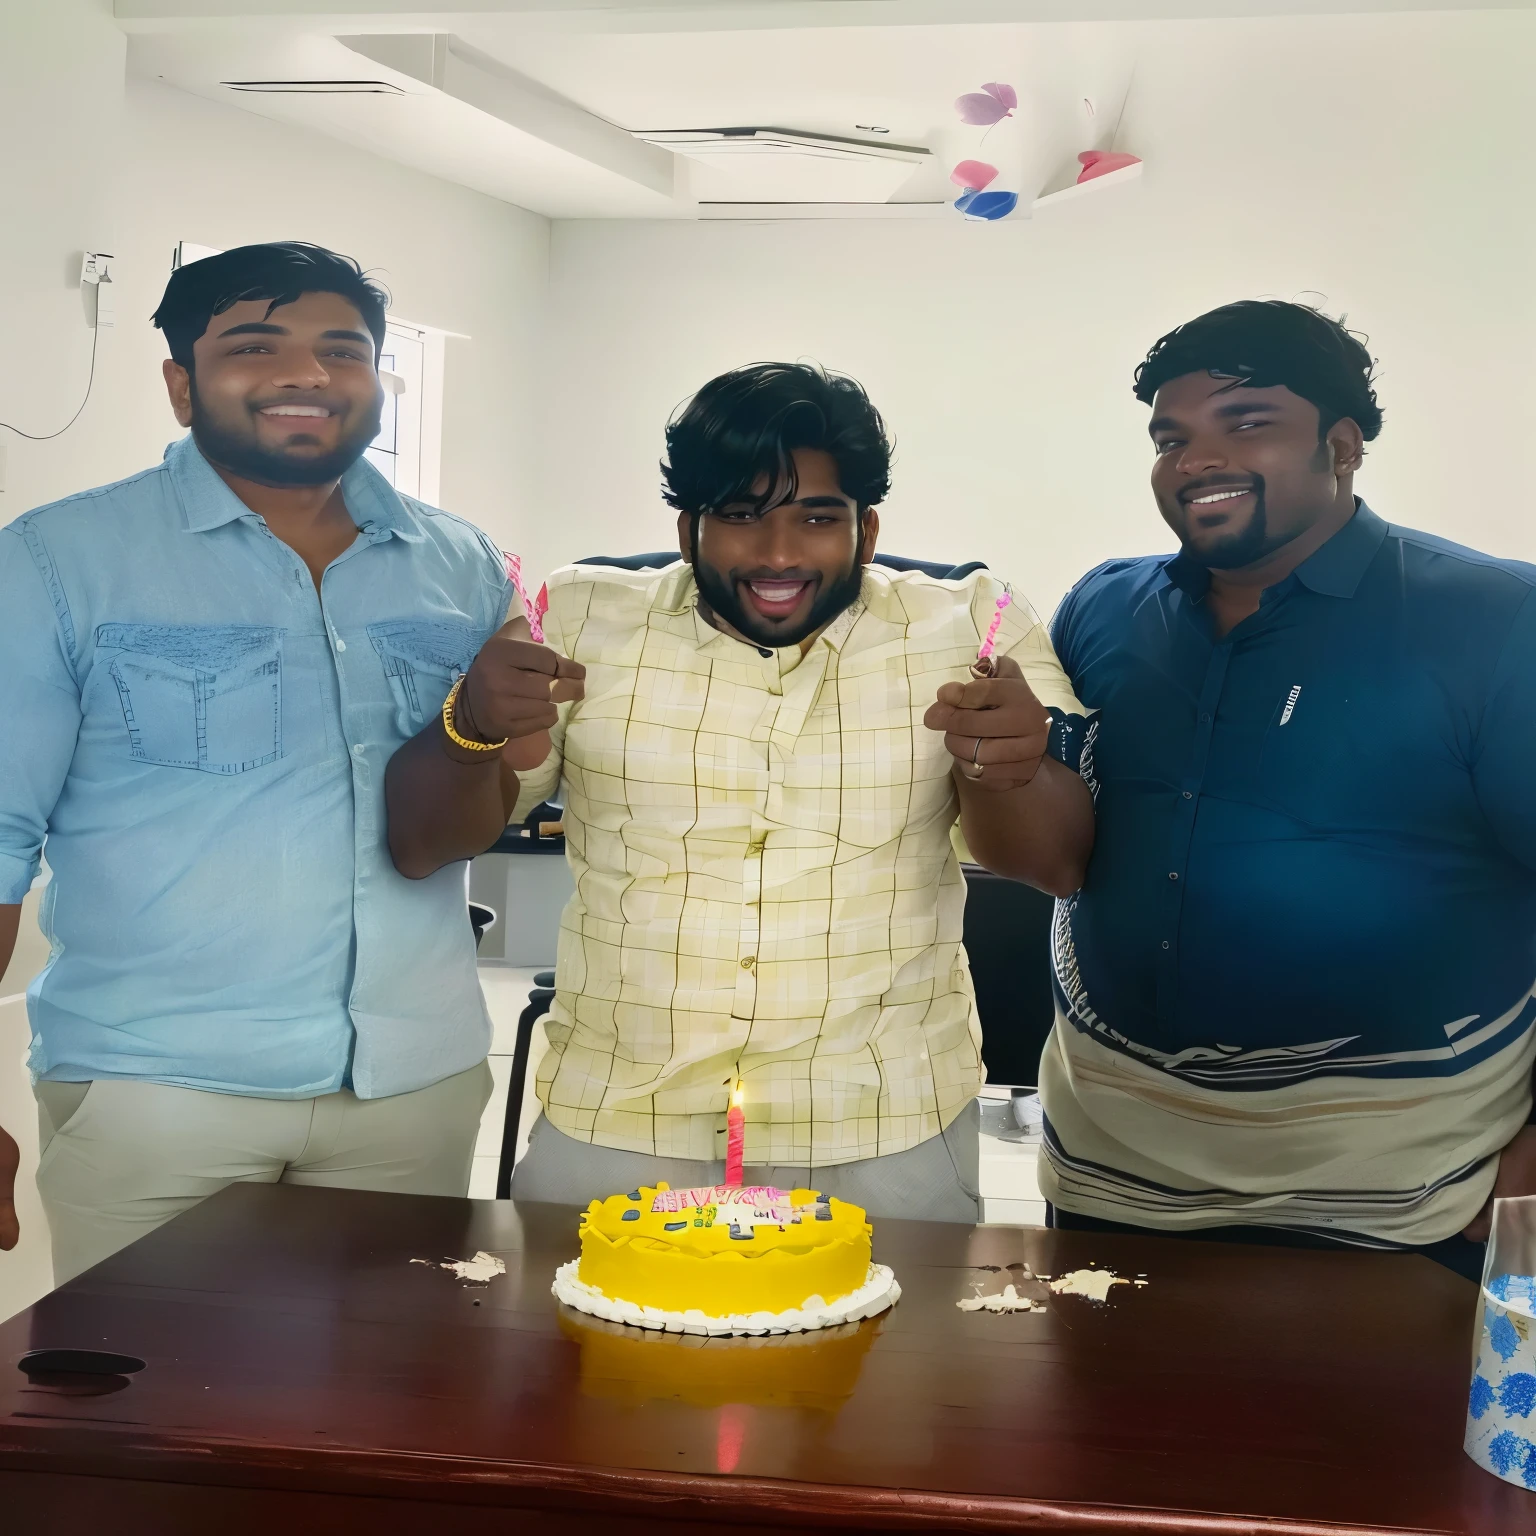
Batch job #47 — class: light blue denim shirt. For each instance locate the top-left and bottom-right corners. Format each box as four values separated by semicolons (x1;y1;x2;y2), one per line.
0;437;513;1099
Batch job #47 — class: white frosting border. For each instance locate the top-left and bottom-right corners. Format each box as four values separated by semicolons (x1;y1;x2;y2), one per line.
552;1260;901;1336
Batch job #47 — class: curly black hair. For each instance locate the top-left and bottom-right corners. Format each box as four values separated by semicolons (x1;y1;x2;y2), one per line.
1133;300;1383;440
661;362;893;518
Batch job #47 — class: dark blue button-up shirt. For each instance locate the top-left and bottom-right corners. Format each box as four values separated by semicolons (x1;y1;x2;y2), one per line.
1051;504;1536;1089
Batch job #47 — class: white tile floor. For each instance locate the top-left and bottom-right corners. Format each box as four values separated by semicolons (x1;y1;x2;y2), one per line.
473;964;1046;1223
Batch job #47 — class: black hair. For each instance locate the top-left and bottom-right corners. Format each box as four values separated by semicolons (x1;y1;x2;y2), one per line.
1133;300;1383;441
152;241;389;368
661;362;893;519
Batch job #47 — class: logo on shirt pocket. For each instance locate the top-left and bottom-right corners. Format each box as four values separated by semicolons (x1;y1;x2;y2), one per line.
96;623;283;774
367;618;479;736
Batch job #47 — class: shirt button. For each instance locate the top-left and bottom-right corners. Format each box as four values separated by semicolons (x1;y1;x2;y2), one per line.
1168;871;1179;881
740;956;756;970
335;639;347;653
1161;940;1171;950
352;744;366;758
1182;791;1192;800
1200;713;1211;723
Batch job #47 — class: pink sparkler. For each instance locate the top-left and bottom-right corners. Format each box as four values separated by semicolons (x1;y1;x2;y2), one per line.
503;552;546;643
971;590;1013;677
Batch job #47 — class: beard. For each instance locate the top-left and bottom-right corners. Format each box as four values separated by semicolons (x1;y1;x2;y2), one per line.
690;523;866;650
1177;476;1290;570
188;379;382;488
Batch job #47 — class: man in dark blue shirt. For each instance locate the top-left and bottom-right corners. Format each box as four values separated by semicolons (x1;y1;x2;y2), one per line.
1042;300;1536;1279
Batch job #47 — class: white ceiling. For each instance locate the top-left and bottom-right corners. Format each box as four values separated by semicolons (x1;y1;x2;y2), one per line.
120;0;1536;220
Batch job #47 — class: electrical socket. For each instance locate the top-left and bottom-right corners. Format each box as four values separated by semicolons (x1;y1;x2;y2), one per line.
80;252;115;330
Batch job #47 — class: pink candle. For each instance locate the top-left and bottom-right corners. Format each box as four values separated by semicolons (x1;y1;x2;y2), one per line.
724;1081;745;1186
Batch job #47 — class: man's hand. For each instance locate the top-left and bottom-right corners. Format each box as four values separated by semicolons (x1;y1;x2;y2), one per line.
455;617;585;761
0;1123;19;1251
923;654;1051;794
1464;1124;1536;1242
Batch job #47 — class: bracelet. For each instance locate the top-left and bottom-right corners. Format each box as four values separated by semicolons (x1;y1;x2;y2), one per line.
442;676;508;753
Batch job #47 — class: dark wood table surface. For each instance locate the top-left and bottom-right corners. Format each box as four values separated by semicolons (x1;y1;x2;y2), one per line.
0;1183;1527;1534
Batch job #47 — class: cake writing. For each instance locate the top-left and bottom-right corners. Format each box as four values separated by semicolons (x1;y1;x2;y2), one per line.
651;1185;787;1213
650;1185;811;1229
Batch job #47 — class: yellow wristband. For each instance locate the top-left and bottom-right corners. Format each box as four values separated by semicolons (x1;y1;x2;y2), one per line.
442;675;508;753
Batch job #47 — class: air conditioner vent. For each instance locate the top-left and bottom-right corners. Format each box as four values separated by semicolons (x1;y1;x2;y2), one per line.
634;127;928;165
221;80;406;96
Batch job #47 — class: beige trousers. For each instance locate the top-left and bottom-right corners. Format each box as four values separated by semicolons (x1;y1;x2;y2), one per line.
34;1060;493;1285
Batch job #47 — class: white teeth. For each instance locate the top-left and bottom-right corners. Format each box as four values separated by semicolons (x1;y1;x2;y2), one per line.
1190;489;1248;506
261;406;330;417
749;583;806;601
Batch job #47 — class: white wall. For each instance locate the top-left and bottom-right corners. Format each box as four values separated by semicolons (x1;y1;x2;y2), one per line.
534;9;1536;614
0;0;125;513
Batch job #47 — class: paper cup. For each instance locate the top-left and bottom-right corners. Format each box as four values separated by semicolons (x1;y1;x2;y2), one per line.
1465;1195;1536;1492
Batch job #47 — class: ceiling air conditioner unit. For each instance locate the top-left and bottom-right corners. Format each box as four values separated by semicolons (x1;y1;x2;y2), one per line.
633;127;928;165
636;127;931;207
221;80;406;96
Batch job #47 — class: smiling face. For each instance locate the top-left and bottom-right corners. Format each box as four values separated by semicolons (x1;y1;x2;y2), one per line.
163;290;384;488
679;446;879;649
1148;371;1362;570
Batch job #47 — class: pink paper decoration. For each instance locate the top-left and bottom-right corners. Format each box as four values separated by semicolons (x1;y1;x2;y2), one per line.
955;81;1017;126
1077;150;1141;183
949;159;998;191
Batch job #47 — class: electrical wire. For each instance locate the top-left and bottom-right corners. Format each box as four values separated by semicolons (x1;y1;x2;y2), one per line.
0;318;102;440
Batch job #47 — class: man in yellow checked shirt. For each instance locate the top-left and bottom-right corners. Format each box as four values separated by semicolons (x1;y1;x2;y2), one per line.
385;364;1093;1220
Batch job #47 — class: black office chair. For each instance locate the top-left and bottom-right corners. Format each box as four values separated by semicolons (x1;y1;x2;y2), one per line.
495;966;555;1198
960;866;1057;1091
469;903;497;947
492;548;1007;1197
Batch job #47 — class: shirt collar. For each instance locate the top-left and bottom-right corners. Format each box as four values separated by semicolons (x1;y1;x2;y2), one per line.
1163;500;1387;602
168;435;424;542
1293;500;1386;596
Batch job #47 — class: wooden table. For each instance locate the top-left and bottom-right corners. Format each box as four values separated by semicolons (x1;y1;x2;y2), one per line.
0;1184;1526;1533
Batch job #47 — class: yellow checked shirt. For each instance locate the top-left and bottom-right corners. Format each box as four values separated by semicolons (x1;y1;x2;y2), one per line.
511;560;1083;1166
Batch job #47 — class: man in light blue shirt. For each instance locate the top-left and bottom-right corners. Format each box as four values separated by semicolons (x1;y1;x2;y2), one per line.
0;243;520;1281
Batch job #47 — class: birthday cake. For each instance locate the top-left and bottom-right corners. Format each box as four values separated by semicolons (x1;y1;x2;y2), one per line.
551;1184;900;1336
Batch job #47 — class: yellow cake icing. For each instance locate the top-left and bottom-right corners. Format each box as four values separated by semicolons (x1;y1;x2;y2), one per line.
576;1183;872;1318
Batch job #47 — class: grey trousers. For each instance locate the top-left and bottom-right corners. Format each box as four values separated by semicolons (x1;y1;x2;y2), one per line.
511;1098;981;1224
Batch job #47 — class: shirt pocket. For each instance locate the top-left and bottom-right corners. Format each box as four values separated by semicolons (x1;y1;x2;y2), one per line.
96;623;284;775
367;618;479;736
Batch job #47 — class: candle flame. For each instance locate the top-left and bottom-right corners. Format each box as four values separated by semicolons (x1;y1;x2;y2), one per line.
731;1080;744;1109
